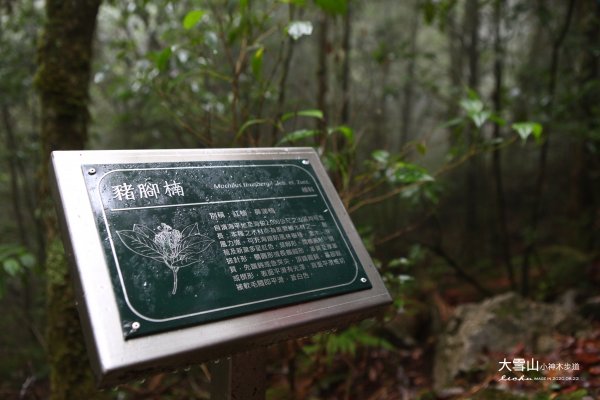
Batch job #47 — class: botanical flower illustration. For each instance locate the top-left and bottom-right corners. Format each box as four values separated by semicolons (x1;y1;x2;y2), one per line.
116;223;213;294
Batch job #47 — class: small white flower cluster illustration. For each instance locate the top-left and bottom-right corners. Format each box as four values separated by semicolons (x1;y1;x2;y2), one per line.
117;223;213;294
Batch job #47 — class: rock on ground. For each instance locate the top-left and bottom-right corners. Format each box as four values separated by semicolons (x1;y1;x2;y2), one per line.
433;292;588;391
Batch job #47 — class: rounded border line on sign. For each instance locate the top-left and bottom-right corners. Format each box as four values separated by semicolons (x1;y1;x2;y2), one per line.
95;162;364;323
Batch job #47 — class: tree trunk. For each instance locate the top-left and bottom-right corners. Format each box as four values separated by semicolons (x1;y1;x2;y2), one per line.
271;4;298;144
446;6;463;126
336;0;353;155
520;0;576;296
36;1;104;398
573;0;600;251
490;0;516;289
316;12;329;149
1;105;28;246
464;0;480;262
340;3;352;127
399;0;420;148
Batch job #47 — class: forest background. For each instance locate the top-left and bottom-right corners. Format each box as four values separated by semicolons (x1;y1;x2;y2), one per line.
0;0;599;399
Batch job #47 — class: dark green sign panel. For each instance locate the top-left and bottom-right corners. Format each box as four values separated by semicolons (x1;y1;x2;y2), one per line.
82;160;371;339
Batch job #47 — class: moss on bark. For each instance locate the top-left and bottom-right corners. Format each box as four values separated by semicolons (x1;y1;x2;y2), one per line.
36;1;105;399
45;239;106;399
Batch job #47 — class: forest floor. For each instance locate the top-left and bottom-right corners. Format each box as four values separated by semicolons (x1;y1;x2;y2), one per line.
4;285;600;400
9;323;599;400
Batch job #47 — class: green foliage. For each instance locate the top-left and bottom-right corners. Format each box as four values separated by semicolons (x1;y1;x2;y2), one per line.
0;1;39;105
367;149;439;206
555;389;590;400
460;96;491;128
370;150;434;186
314;0;348;15
236;108;324;144
251;46;265;80
0;244;36;298
277;128;320;144
389;162;434;185
304;325;394;364
328;125;354;144
420;0;458;30
512;122;543;144
371;149;390;164
456;91;544;150
529;389;590;400
275;121;356;188
281;0;307;5
534;245;592;300
382;245;421;310
92;0;346;148
471;388;528;399
149;47;172;72
281;109;324;122
182;10;206;30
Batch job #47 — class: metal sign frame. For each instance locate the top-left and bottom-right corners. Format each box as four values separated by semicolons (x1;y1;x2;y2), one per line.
50;148;391;386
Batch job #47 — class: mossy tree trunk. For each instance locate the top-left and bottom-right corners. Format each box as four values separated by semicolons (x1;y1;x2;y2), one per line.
35;1;104;399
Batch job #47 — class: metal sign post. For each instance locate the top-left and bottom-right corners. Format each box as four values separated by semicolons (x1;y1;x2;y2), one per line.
210;348;267;400
50;148;392;387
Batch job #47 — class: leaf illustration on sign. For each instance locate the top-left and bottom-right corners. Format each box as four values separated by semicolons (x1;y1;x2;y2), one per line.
117;223;214;294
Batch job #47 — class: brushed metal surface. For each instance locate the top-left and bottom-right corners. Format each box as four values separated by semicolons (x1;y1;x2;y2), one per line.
50;148;392;386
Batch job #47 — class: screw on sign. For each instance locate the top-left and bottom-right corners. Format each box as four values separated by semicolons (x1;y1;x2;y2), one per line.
50;149;391;389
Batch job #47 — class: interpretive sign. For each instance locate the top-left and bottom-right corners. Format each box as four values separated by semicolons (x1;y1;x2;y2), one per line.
51;148;391;386
83;160;372;338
